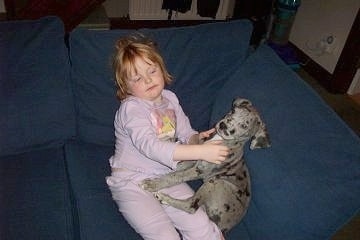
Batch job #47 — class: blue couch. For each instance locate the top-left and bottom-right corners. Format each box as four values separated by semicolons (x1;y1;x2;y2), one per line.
1;16;359;240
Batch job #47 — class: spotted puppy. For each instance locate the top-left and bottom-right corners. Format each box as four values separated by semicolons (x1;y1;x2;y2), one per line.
140;98;270;233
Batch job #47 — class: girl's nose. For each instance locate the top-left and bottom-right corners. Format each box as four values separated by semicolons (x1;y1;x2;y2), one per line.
144;75;152;84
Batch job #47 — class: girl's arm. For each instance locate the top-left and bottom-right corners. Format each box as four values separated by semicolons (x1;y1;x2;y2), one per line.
173;139;229;164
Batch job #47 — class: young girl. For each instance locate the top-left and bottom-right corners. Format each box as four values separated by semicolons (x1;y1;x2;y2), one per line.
106;33;228;240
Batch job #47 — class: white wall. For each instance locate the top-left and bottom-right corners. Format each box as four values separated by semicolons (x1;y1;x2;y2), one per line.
290;0;359;74
348;69;360;95
0;0;5;13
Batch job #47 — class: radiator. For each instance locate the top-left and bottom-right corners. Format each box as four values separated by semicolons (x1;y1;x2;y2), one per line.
129;0;235;20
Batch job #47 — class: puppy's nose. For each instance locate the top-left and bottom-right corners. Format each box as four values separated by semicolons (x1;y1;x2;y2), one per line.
219;122;227;130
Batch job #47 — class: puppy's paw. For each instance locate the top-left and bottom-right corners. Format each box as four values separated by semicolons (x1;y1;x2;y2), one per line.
139;178;161;192
154;192;169;205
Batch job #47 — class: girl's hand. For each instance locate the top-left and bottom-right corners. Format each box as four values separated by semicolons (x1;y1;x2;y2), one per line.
199;128;216;142
174;132;229;164
199;140;229;164
188;128;215;145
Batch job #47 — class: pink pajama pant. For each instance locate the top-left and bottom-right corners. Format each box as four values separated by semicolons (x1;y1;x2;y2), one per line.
106;170;222;240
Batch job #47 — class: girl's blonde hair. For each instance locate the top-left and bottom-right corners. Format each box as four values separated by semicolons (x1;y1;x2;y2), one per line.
112;33;172;100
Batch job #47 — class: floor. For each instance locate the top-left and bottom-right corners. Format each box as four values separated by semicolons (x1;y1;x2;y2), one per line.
296;68;360;240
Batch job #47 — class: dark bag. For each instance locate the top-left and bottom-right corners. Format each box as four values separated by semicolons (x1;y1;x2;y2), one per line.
197;0;220;18
162;0;192;13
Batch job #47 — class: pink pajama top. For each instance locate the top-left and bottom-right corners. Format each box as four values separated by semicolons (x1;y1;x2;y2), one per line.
109;90;198;175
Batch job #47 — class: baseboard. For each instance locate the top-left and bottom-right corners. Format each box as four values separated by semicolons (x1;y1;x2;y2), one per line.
110;17;222;30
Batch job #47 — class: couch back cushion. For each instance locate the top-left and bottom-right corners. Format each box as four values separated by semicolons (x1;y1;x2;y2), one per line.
0;16;75;156
69;20;252;146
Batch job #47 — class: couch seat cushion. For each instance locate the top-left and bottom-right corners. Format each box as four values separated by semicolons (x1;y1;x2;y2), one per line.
0;147;74;240
64;140;142;239
211;44;360;239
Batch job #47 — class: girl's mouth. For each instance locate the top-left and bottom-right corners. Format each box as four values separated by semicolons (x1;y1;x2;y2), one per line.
146;85;158;91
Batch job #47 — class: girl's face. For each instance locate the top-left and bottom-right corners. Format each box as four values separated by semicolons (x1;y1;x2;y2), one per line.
127;56;165;103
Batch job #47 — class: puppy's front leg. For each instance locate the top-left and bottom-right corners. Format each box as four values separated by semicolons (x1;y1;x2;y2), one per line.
140;167;201;192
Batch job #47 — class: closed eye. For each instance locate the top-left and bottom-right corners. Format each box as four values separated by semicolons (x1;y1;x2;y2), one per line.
131;76;141;83
148;66;157;74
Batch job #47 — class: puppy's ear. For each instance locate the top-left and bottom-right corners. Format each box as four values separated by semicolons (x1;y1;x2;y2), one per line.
232;98;252;109
250;119;271;150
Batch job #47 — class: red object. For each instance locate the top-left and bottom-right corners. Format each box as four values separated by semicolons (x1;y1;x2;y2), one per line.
4;0;105;32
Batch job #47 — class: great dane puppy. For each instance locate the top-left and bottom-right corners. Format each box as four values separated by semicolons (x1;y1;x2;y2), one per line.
140;98;270;233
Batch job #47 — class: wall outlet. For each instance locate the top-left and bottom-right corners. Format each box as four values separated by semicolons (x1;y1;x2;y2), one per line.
306;34;338;56
320;35;337;53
